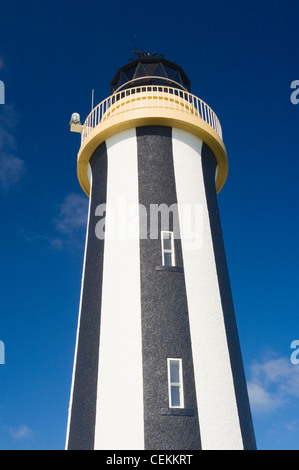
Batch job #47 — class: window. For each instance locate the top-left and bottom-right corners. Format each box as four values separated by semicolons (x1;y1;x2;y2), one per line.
167;358;184;408
161;231;175;267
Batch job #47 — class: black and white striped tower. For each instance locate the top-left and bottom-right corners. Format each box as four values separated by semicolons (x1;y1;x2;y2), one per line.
66;53;256;450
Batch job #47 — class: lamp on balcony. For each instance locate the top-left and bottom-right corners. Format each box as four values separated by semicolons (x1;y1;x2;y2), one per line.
69;113;83;133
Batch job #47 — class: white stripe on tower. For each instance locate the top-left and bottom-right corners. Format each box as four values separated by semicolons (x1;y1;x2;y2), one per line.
172;128;243;450
94;129;144;450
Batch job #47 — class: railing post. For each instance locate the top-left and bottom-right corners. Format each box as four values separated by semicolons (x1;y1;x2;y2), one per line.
80;86;223;143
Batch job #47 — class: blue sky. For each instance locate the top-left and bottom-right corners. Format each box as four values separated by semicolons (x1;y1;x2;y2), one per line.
0;0;298;450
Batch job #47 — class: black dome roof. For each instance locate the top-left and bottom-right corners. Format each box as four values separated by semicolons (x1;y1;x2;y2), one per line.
110;54;191;94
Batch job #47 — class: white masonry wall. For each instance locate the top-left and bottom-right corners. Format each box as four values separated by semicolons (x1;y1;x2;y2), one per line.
94;129;144;450
172;128;244;450
92;126;244;450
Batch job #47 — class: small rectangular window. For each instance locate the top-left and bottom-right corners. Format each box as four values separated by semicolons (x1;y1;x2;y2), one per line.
167;358;184;408
161;231;175;267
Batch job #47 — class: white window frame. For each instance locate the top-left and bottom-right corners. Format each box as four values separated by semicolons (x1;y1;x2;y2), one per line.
161;231;175;267
167;358;184;409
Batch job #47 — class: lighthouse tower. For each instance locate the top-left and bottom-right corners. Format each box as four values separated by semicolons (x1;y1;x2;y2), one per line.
66;53;256;450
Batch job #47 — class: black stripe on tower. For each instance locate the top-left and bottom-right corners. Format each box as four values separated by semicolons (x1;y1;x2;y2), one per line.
136;126;201;450
201;143;257;450
67;142;108;450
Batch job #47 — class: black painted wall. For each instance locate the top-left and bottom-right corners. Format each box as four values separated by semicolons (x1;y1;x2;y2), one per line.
67;127;256;450
67;143;108;450
137;126;201;450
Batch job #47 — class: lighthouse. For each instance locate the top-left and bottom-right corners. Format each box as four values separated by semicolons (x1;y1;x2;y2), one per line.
65;52;256;450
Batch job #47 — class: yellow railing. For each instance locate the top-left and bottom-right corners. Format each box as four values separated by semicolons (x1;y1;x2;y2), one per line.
81;86;223;143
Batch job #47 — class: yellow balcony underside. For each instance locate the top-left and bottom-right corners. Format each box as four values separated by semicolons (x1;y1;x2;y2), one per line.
77;96;228;196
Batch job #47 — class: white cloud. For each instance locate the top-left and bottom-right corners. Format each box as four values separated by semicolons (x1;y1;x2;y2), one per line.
55;192;88;235
23;193;88;251
247;355;299;414
285;420;299;432
8;425;33;441
24;233;64;251
0;154;25;189
48;237;64;250
0;105;25;190
247;381;283;413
